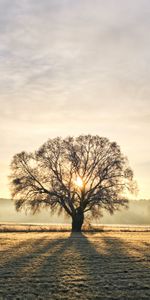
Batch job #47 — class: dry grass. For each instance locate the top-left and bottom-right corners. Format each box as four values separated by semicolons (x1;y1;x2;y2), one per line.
0;223;150;233
0;230;150;299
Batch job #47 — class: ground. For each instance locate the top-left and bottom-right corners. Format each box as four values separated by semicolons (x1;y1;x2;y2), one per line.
0;231;150;300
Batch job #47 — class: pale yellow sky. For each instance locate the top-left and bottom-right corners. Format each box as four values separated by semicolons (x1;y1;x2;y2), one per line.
0;0;150;199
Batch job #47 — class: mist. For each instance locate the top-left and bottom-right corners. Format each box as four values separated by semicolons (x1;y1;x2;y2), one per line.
0;198;149;225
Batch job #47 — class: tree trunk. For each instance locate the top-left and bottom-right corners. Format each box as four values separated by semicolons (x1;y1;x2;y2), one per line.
72;208;84;232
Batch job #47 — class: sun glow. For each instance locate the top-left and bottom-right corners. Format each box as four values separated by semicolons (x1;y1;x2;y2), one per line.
74;176;84;188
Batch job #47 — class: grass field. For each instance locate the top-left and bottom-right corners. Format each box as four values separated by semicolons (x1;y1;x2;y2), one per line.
0;230;150;299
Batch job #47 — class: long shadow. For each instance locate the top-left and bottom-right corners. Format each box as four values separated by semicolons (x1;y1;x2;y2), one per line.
0;235;70;299
22;232;150;299
74;233;150;299
0;232;149;300
0;236;47;264
0;237;55;271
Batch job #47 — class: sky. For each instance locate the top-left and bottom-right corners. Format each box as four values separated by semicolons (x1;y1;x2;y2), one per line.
0;0;150;199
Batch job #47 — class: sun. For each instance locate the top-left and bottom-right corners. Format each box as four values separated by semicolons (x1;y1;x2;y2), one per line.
74;176;83;188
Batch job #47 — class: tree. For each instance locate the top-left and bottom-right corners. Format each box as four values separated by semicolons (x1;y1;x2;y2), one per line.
10;135;136;232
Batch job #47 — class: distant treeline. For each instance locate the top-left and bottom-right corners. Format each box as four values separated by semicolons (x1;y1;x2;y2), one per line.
0;198;150;225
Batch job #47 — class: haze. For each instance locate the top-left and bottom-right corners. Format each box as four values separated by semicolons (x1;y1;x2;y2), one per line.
0;0;150;199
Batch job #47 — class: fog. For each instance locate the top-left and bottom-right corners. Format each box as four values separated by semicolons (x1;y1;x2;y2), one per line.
0;199;149;225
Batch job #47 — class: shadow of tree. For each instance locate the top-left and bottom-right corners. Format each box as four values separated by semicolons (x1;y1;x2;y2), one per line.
0;236;47;264
0;232;149;300
71;233;150;299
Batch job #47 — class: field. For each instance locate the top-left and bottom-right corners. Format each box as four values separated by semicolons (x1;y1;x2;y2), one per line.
0;230;150;300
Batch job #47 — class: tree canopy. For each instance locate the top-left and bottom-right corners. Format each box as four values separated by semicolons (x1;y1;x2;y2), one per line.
10;135;137;231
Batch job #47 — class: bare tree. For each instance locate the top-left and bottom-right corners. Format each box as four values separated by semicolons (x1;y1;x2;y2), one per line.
9;135;137;231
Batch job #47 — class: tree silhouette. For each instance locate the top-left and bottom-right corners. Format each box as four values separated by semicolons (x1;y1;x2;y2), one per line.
10;135;136;231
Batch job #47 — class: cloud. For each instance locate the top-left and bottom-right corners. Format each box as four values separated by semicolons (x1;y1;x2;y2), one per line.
0;0;150;198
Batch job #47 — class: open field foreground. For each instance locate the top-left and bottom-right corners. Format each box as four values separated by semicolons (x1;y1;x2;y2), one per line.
0;232;150;300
